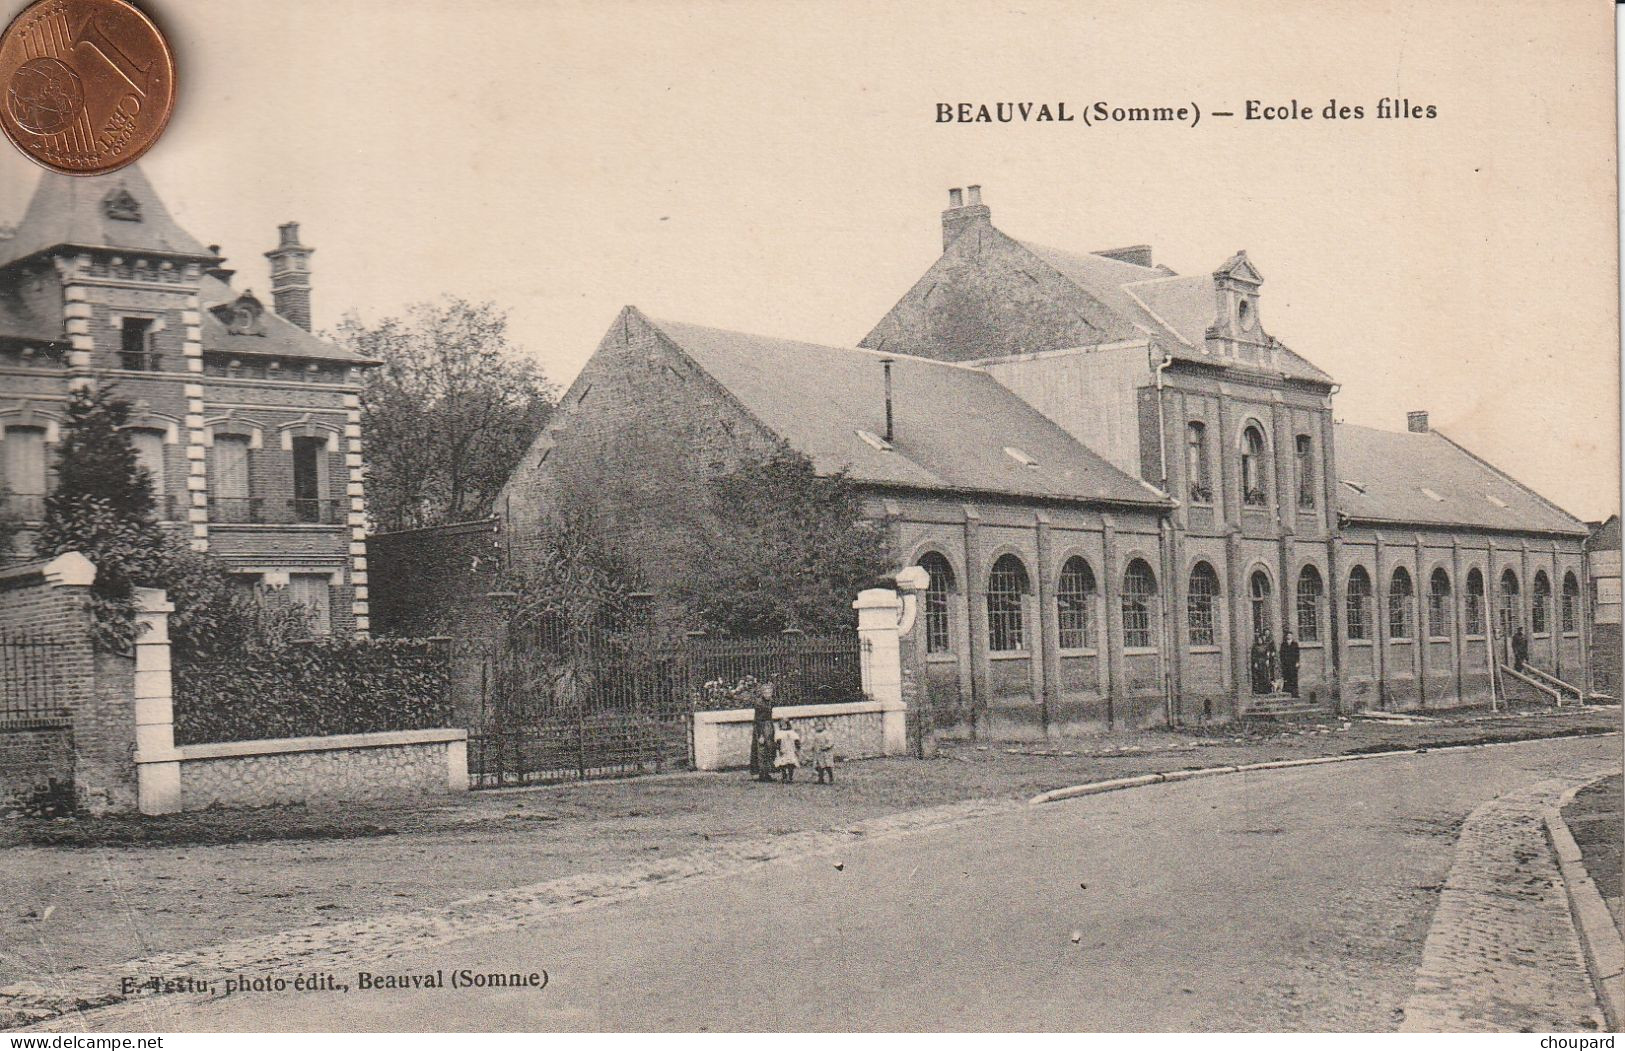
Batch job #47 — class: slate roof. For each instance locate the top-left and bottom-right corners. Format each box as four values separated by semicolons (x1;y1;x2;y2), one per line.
1013;238;1335;385
0;168;368;364
199;275;374;364
0;281;63;344
0;165;211;269
647;315;1170;508
1333;423;1586;536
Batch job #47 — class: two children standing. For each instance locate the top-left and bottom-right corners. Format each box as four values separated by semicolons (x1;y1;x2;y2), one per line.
770;718;836;784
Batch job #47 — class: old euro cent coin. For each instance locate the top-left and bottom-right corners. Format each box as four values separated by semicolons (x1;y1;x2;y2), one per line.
0;0;174;175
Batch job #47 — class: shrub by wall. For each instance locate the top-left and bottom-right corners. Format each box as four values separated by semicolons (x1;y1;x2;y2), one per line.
173;638;453;745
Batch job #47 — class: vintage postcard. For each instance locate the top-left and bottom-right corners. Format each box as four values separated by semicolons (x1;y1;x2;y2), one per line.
0;0;1619;1036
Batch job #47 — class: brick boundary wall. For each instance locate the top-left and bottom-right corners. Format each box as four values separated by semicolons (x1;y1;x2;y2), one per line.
364;518;504;638
0;553;137;813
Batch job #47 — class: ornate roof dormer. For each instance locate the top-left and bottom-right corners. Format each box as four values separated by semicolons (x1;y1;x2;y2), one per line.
1205;250;1273;365
102;187;141;222
217;290;267;336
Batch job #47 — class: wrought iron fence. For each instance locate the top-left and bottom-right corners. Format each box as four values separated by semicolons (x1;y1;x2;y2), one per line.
461;628;864;788
0;631;74;724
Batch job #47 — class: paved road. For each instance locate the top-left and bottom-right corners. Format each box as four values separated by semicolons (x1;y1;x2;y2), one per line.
109;736;1617;1031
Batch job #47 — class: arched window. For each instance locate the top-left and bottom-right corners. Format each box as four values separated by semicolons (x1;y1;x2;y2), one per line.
1122;559;1157;649
919;552;955;655
1498;569;1521;639
1241;425;1269;508
1185;422;1212;504
1465;568;1486;636
986;555;1029;653
1296;566;1323;642
1389;568;1414;640
1563;572;1581;634
1057;557;1096;650
1347;566;1373;641
1188;562;1220;646
1532;571;1551;634
1428;568;1452;638
1295;434;1316;509
1249;570;1273;638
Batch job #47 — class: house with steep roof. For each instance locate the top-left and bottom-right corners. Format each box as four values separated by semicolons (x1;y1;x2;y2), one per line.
0;165;376;635
502;185;1596;734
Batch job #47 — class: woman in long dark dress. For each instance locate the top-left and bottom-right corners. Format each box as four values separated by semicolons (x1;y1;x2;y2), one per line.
1249;633;1271;694
750;682;776;782
1279;630;1301;698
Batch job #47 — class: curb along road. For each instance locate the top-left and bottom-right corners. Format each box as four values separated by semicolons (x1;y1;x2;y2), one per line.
1546;777;1625;1031
1027;728;1622;806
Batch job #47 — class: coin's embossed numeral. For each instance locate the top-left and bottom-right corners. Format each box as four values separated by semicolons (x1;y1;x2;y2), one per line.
73;14;152;97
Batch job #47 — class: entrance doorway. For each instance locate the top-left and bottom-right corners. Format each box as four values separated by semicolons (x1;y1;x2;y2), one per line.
1249;570;1276;695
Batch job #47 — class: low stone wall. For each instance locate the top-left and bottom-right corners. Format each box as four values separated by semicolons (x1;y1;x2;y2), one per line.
137;728;469;811
692;700;906;771
0;722;74;811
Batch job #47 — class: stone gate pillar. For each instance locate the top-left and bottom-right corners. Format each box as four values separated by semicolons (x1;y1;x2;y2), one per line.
132;587;181;815
854;569;926;756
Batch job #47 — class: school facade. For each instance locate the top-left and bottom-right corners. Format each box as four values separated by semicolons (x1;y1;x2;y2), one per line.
500;186;1595;736
0;166;375;635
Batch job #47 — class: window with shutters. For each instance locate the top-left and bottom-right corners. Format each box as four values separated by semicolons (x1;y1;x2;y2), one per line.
1;426;47;520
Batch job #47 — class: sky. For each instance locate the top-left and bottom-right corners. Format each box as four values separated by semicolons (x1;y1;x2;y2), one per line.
1;0;1618;520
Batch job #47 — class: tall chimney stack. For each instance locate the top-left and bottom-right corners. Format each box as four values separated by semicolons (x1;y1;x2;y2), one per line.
1407;411;1429;433
881;358;895;443
941;184;992;251
264;221;315;331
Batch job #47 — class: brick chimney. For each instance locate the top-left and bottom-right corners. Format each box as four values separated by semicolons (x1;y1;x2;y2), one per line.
264;221;314;331
1407;410;1429;433
941;184;992;251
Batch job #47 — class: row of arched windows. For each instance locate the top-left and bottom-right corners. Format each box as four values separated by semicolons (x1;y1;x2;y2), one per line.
919;552;1159;655
1346;565;1579;642
919;551;1582;657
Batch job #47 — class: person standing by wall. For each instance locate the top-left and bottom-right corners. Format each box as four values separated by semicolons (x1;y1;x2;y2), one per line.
1279;630;1301;698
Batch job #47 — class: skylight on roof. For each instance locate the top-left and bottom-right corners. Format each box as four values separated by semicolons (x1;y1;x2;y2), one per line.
1485;493;1508;508
1341;480;1367;495
856;429;893;451
1420;487;1444;502
1004;446;1038;468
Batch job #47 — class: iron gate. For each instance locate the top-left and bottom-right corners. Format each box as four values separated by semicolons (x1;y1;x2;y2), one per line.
455;631;863;788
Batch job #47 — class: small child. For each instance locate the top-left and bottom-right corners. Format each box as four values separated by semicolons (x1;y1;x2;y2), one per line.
772;718;802;783
810;719;836;785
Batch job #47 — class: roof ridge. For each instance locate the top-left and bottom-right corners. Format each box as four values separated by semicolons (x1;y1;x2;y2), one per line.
1429;428;1585;529
649;315;990;372
1121;285;1196;350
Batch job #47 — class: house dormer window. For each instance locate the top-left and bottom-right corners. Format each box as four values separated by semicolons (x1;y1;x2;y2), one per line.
103;188;141;221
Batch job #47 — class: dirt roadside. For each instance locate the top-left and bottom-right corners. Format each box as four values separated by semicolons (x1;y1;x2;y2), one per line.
1562;771;1623;930
1;703;1617;989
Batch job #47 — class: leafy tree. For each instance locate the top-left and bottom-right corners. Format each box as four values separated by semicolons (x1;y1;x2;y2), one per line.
501;507;648;653
335;298;556;531
34;387;166;643
675;446;895;636
34;387;307;652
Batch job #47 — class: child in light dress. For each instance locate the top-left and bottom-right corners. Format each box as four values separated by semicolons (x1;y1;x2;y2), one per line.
810;719;836;784
772;718;801;783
